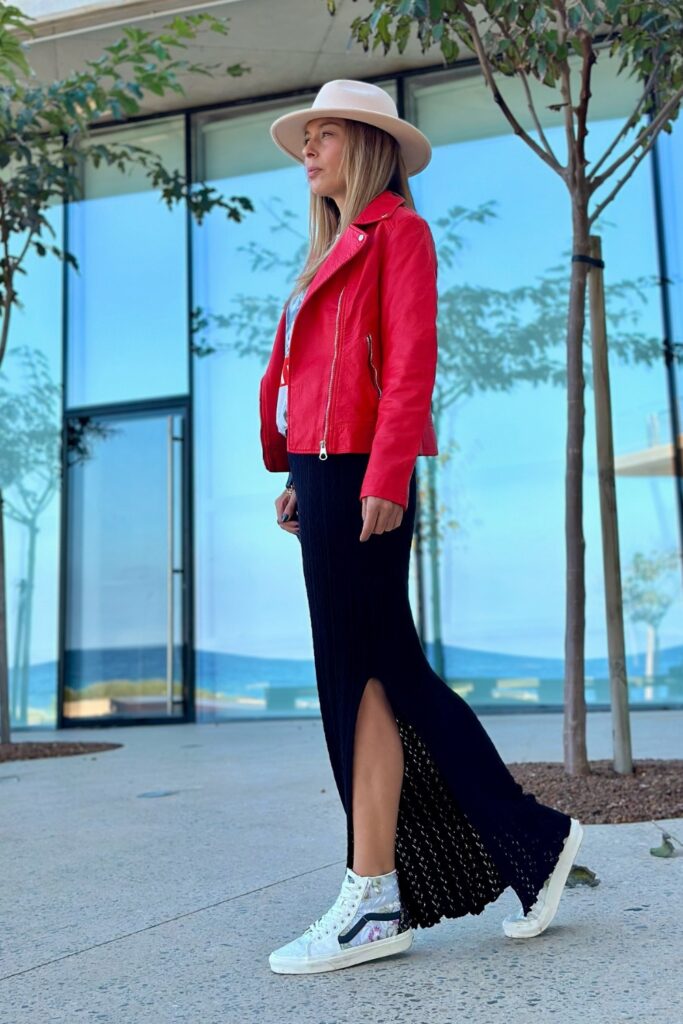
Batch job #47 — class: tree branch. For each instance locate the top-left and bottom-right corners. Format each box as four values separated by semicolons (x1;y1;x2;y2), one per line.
588;49;667;182
590;84;683;193
453;0;564;176
15;229;34;272
588;127;662;227
552;0;578;185
491;10;560;165
575;29;596;177
0;190;15;368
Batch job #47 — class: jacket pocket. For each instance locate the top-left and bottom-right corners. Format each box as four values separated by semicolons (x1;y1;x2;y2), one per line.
365;332;382;397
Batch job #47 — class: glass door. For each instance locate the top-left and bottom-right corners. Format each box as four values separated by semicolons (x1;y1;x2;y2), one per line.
60;402;191;724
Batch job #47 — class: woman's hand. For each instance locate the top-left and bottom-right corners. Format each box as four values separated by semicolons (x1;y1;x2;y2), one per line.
275;486;299;536
360;495;403;542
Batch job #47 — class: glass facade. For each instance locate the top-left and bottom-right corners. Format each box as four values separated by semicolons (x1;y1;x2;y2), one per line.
5;60;683;729
191;86;397;719
67;118;188;408
409;67;682;708
3;206;63;726
191;100;319;719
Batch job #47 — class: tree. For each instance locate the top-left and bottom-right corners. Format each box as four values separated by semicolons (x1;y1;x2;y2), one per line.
622;549;680;680
0;2;255;743
326;0;683;774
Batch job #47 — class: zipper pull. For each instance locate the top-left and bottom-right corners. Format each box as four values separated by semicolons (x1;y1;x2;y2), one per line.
319;439;328;460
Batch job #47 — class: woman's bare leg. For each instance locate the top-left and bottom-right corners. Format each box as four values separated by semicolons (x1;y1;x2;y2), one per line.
351;677;404;876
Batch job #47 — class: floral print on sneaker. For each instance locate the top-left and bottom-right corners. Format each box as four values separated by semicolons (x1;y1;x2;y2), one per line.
268;865;414;974
343;870;402;948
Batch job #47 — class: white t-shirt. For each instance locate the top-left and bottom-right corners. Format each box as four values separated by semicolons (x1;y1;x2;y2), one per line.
276;285;308;437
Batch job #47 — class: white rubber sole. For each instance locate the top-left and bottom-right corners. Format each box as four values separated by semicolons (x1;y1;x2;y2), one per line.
502;817;584;939
269;927;414;974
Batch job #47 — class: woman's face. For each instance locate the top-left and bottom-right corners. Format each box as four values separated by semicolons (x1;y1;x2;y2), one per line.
301;117;347;202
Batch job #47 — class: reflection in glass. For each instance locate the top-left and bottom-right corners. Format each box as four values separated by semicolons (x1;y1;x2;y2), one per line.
191;89;413;721
655;122;683;347
192;101;317;721
12;69;682;727
67;118;188;409
3;208;63;728
63;409;186;721
409;61;683;708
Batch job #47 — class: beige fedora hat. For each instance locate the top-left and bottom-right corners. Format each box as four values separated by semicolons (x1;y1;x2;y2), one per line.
269;79;432;177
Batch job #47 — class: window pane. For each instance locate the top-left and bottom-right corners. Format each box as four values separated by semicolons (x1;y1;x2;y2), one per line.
67;118;188;408
3;208;63;728
63;409;187;722
191;87;409;721
192;100;316;720
410;59;683;708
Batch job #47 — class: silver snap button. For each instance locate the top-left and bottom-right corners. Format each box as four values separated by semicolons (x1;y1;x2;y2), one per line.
357;233;364;241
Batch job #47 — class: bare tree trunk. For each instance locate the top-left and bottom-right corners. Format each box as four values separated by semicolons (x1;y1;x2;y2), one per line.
426;454;445;679
17;522;38;724
0;492;11;744
645;625;655;680
11;578;27;723
587;234;633;774
563;199;591;775
1;288;15;744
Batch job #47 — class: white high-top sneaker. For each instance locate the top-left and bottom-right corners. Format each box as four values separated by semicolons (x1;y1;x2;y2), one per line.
502;817;584;938
269;867;413;974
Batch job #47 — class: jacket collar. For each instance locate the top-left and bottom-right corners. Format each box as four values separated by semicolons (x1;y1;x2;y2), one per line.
352;189;406;226
289;191;405;325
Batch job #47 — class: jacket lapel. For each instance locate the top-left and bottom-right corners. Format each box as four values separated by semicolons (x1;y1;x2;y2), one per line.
294;190;405;316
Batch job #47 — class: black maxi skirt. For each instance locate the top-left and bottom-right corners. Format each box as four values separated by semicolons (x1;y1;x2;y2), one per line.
287;451;573;933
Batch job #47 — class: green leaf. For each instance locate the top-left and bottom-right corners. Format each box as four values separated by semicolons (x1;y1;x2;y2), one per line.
110;90;140;114
650;835;676;858
568;4;582;29
441;33;458;62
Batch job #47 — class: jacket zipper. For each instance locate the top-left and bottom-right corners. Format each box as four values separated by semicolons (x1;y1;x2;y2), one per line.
366;332;382;397
319;286;345;460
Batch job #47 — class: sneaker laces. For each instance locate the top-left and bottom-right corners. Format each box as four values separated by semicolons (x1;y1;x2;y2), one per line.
306;875;364;941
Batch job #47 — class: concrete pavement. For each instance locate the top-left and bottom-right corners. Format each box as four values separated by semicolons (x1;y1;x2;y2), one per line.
1;709;681;1024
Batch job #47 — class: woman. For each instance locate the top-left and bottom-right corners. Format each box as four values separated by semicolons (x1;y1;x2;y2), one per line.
259;79;584;976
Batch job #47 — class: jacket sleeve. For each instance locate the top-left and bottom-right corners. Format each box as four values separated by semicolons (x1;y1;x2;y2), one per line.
359;214;438;510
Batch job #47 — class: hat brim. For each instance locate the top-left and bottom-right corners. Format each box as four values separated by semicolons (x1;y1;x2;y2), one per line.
269;106;432;177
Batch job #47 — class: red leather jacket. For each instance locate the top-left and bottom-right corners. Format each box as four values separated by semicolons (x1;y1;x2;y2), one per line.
258;188;439;510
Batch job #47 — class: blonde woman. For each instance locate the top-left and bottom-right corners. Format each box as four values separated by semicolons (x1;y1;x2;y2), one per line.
259;79;583;975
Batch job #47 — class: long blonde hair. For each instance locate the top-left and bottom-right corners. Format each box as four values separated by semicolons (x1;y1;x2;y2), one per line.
286;118;415;304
